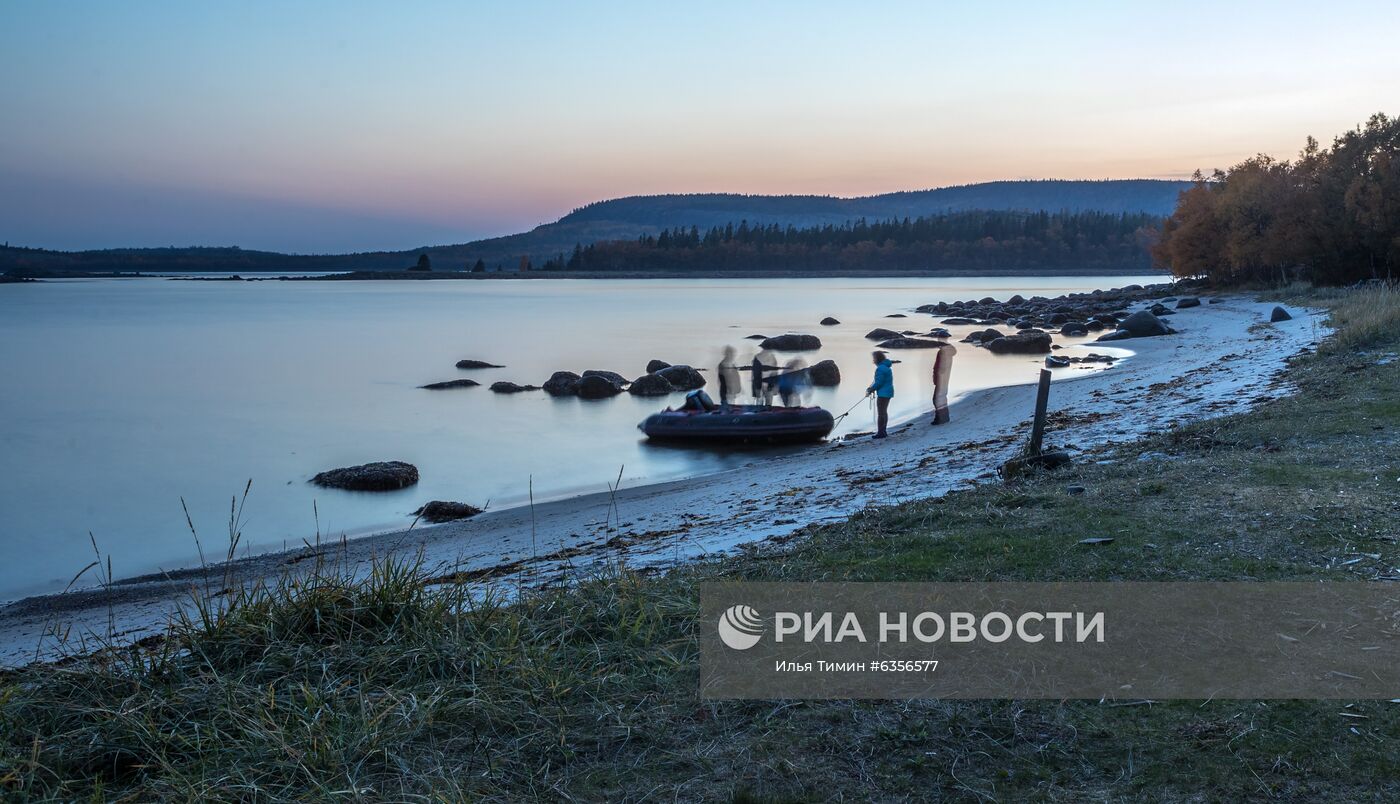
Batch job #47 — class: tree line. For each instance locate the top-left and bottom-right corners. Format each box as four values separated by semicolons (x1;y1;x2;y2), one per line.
1153;113;1399;285
537;210;1160;273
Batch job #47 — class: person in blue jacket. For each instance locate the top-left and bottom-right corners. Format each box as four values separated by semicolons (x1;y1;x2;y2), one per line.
865;350;894;438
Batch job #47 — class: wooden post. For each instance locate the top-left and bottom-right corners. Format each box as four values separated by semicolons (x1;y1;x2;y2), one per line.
1027;369;1052;456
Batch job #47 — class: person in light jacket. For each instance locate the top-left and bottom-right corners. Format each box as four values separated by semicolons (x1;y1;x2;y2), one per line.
929;339;956;425
865;350;894;438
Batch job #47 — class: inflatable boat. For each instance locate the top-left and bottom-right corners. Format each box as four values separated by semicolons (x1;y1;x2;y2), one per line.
639;392;835;444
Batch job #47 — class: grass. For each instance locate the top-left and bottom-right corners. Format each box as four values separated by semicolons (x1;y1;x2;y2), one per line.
2;284;1399;801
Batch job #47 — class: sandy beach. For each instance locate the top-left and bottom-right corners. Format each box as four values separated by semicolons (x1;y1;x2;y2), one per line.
0;294;1324;667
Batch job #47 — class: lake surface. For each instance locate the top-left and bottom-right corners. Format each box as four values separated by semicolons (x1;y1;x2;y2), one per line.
0;275;1158;600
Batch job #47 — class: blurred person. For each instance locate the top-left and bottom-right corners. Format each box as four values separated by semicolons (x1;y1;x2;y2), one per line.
751;346;777;406
777;358;809;407
929;338;957;425
718;346;741;407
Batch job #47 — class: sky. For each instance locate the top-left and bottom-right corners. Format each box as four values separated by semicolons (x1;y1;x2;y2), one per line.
2;0;1397;253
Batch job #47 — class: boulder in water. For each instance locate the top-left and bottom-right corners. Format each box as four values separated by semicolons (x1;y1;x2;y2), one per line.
645;359;671;374
582;369;629;386
455;359;504;369
413;500;482;523
656;364;705;390
865;327;903;340
578;374;625;399
628;372;676;396
760;334;822;351
878;337;944;349
819;316;840;326
542;371;581;396
1045;355;1071;368
986;332;1053;354
312;461;418;491
806;359;841;386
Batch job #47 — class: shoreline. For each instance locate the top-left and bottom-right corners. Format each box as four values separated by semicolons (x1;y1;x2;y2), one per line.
0;294;1324;666
6;267;1167;282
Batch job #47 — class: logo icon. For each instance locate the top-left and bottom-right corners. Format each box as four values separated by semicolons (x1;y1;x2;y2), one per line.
717;604;765;650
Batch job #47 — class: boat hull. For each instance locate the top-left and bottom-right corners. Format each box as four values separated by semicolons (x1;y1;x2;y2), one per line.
639;405;835;444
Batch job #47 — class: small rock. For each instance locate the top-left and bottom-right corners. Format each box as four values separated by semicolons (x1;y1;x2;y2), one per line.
885;313;907;318
490;381;539;393
743;334;768;340
1066;485;1086;495
760;334;822;351
419;379;480;390
645;359;671;374
820;316;841;326
865;327;903;340
1078;537;1114;546
1045;355;1071;368
940;317;980;325
413;500;482;523
455;359;504;369
1175;297;1201;309
312;461;418;491
1270;306;1292;322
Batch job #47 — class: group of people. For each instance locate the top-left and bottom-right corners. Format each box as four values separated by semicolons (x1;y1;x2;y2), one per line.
705;338;957;442
702;339;957;439
865;341;956;439
715;345;811;408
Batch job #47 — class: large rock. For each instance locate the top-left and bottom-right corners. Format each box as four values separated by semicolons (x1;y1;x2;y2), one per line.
760;334;822;351
645;359;671;374
542;371;581;396
312;461;418;491
578;374;625;399
819;316;840;326
656;364;705;391
865;327;903;340
1271;306;1292;322
627;372;676;396
878;337;945;349
419;379;479;390
490;381;539;393
986;332;1053;354
412;500;482;523
455;359;503;369
806;359;841;386
1111;310;1172;338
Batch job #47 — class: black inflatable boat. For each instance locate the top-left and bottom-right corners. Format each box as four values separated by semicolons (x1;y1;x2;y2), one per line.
639;394;835;444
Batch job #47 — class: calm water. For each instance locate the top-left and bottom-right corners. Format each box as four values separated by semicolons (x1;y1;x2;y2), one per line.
0;275;1157;600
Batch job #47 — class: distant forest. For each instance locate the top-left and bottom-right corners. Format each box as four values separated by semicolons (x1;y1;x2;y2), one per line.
539;210;1160;273
1154;113;1399;285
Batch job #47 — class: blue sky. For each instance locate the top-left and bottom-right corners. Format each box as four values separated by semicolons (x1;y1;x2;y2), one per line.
2;1;1397;252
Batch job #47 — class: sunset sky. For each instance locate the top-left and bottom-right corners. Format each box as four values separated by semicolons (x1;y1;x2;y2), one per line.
3;0;1397;253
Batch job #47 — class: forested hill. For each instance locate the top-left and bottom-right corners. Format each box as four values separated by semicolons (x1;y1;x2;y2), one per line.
561;180;1189;229
2;179;1186;275
541;209;1160;274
